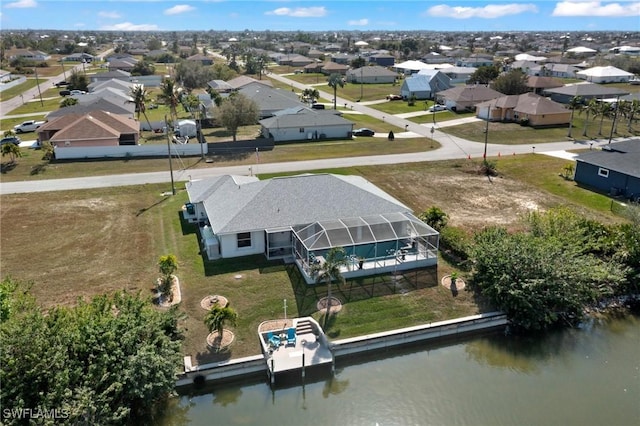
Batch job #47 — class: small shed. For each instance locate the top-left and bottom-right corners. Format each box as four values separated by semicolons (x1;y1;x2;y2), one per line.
175;120;197;138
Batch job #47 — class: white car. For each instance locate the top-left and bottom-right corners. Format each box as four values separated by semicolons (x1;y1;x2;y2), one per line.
70;90;86;95
428;105;446;112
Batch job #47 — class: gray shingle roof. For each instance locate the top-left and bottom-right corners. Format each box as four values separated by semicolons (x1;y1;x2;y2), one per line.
576;139;640;178
189;174;411;234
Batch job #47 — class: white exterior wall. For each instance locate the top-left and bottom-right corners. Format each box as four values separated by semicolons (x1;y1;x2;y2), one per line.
54;144;202;159
267;125;352;142
219;231;265;258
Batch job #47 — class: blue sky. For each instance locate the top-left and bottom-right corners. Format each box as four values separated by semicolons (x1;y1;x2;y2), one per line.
2;1;639;32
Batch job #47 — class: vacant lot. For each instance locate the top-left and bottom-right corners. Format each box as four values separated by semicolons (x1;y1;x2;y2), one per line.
0;155;622;363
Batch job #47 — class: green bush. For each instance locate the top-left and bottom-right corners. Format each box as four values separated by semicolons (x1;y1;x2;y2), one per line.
439;226;471;261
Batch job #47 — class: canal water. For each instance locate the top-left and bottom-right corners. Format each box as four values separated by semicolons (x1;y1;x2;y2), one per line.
163;314;639;426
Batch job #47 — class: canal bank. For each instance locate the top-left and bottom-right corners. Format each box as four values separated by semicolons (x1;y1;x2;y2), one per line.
176;311;507;389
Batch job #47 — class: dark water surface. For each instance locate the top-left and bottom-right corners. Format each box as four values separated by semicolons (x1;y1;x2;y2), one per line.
163;315;639;426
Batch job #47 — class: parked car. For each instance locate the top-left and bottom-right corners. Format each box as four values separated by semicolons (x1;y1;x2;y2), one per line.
428;104;446;112
59;90;71;96
353;128;375;136
14;120;45;133
54;81;69;87
0;136;21;146
386;94;403;101
70;90;86;95
311;103;325;110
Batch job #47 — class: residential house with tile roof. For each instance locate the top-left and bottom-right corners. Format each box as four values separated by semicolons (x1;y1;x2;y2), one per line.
42;110;139;148
346;65;397;84
476;92;571;127
436;85;503;111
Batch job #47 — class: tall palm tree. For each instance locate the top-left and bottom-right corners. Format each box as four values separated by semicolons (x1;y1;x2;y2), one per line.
128;85;152;131
311;247;347;330
159;78;180;122
567;96;582;138
581;99;598;137
204;304;237;347
327;73;344;110
625;99;640;133
596;101;611;136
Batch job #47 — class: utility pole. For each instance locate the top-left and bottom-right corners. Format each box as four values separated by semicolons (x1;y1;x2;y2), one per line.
483;106;490;161
165;115;176;195
607;96;620;144
33;67;44;106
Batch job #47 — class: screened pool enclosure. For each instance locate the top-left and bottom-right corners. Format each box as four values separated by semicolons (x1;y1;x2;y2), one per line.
291;212;439;284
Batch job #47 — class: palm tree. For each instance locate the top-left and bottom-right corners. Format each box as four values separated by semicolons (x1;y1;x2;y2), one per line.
302;88;320;104
128;85;152;131
1;141;22;164
204;304;237;348
596;101;611;136
625;99;640;133
159;78;180;122
327;73;344;110
581;99;598;137
567;96;582;138
311;247;347;330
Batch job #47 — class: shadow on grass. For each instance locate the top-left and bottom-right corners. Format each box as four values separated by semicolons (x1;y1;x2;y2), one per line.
178;211;198;235
0;161;17;173
136;194;170;216
287;265;440;319
193;345;232;366
30;161;48;175
203;254;283;277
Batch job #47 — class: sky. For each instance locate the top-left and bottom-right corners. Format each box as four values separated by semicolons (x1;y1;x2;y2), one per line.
1;0;639;33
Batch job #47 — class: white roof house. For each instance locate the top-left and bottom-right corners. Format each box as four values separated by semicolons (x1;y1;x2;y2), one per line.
576;66;634;83
184;174;439;282
567;46;597;54
394;60;431;74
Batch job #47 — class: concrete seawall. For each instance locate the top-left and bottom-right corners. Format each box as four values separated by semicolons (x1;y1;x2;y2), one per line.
176;312;507;389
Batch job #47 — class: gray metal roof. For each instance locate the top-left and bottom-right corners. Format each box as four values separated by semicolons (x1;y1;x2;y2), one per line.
259;110;353;129
191;174;413;235
543;82;629;98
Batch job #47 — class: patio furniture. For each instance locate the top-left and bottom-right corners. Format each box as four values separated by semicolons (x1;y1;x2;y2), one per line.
267;332;281;348
286;327;296;346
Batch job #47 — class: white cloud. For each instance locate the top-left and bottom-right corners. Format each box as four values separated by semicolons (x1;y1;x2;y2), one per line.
100;22;159;31
4;0;37;9
98;11;121;19
265;7;327;18
164;4;195;16
427;3;538;19
348;18;369;26
552;1;640;16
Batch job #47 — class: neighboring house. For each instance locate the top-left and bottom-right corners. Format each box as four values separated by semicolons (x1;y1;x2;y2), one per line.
509;60;538;75
394;60;430;75
476;93;571;127
368;53;395;67
40;110;139;148
526;76;564;95
530;63;580;78
303;62;323;73
321;61;349;75
0;69;12;83
609;45;640;56
401;71;452;100
456;54;494;68
9;49;51;61
277;54;314;67
183;173;439;283
207;79;234;93
239;82;305;118
576;66;634;83
436;85;503;111
89;69;132;84
45;98;135;120
186;54;213;66
574;139;640;200
73;87;133;107
259;108;353;142
62;52;95;62
439;66;476;84
108;58;138;72
227;75;273;90
346;65;397;84
87;78;137;94
543;82;629;103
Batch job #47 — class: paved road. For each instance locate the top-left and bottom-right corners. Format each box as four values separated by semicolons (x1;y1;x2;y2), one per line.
0;68;622;195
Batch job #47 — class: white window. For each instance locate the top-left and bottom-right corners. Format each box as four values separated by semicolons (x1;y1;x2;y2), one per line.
237;232;252;248
598;167;609;178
